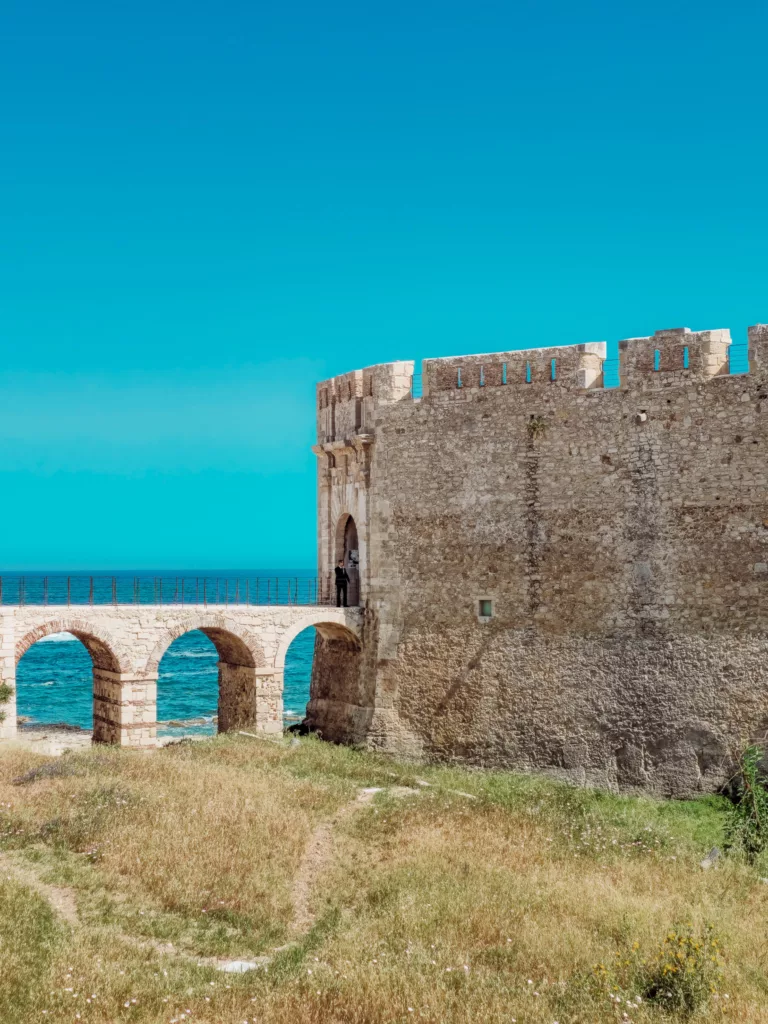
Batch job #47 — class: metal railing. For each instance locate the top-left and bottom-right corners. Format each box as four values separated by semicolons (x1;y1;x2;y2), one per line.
0;576;342;607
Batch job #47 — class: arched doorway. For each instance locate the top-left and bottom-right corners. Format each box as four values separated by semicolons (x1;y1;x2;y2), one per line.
335;513;360;606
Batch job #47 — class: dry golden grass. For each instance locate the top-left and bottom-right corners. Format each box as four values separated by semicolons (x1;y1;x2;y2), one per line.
0;740;354;955
0;736;767;1024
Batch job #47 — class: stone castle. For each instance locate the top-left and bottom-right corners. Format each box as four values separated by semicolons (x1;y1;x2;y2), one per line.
309;324;768;797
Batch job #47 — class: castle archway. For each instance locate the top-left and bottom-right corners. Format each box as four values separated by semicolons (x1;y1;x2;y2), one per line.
334;513;360;606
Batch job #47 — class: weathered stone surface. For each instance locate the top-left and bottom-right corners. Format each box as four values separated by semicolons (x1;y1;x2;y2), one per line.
310;325;768;796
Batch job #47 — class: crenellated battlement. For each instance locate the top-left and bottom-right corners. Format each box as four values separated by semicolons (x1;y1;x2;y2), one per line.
316;360;413;443
317;325;767;432
423;341;607;393
617;327;731;386
748;322;768;368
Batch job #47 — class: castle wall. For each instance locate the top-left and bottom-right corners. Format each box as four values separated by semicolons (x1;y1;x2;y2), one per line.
313;326;768;796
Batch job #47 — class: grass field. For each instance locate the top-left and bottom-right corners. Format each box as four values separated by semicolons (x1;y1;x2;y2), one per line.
0;735;766;1023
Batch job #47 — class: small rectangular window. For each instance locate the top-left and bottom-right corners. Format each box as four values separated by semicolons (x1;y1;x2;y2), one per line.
683;346;689;369
551;358;557;381
525;362;531;383
457;368;463;388
654;349;661;371
478;599;493;618
502;362;507;384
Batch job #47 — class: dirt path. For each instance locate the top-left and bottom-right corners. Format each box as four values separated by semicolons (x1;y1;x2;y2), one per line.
0;851;79;926
291;787;381;933
0;784;418;970
291;785;419;934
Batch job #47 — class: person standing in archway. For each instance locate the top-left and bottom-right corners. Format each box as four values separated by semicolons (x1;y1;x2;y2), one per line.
335;560;349;607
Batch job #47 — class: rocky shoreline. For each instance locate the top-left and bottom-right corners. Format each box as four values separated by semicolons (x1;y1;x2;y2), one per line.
10;713;306;755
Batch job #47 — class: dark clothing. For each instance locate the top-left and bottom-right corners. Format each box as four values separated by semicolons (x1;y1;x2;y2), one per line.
335;565;349;607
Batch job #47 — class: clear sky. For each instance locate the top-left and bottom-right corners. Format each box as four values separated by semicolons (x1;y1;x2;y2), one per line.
1;0;766;570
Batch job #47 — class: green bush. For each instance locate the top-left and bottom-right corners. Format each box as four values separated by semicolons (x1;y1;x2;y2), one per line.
0;681;12;724
724;744;768;862
593;924;726;1017
641;925;726;1015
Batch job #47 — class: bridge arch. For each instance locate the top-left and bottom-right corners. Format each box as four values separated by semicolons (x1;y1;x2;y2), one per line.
16;619;129;674
15;620;133;745
144;616;267;736
144;616;266;677
274;609;361;672
275;609;365;743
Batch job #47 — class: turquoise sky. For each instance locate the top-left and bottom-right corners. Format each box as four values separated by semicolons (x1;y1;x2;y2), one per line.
1;0;766;570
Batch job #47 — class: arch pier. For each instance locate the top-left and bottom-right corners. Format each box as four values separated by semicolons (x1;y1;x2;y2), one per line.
0;606;363;747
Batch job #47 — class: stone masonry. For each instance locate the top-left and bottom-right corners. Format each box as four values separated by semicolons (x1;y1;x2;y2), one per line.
0;606;362;746
310;325;768;796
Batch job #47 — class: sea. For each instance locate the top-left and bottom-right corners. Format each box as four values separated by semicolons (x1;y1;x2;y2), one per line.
9;571;317;739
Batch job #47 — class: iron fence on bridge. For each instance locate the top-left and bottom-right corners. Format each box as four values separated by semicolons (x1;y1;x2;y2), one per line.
0;576;339;607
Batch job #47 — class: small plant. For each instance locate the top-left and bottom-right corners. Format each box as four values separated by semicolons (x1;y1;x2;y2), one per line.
642;925;725;1015
724;744;768;861
527;415;548;439
0;682;12;725
593;924;725;1018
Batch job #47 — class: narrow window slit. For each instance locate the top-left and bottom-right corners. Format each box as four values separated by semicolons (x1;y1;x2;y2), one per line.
502;362;507;384
525;362;531;383
551;358;557;381
457;368;463;389
654;349;661;371
683;346;689;369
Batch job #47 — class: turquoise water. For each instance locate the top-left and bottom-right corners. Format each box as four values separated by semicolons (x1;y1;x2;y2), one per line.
15;627;315;737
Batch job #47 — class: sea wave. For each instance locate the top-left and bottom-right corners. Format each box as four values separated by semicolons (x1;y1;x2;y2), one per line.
158;716;216;728
37;632;78;643
159;668;215;680
163;650;216;659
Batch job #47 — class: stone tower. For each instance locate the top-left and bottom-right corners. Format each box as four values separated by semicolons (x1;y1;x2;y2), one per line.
308;326;768;796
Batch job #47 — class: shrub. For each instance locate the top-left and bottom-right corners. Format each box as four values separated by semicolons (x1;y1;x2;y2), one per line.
724;744;768;862
593;924;725;1018
641;925;726;1015
0;682;12;724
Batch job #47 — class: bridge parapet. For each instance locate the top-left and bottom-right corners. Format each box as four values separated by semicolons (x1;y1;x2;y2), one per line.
0;575;339;608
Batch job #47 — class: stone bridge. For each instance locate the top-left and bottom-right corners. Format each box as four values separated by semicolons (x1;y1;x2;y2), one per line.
0;605;363;746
